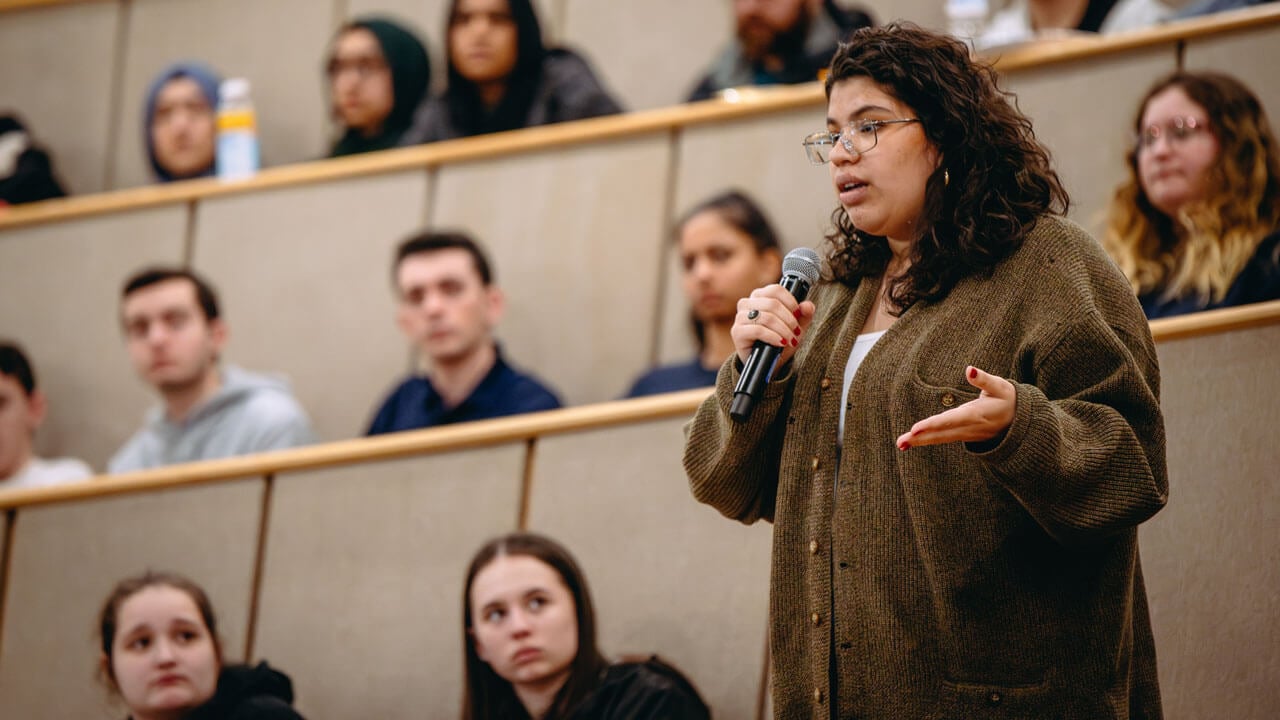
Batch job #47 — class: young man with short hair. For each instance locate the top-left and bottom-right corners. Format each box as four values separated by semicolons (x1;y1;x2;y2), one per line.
0;341;92;488
366;231;562;435
110;268;315;473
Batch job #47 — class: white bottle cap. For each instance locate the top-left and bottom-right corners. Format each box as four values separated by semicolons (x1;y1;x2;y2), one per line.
220;77;251;101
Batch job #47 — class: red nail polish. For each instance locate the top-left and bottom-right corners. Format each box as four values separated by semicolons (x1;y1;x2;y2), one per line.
793;326;801;336
898;442;910;451
791;337;799;347
967;367;978;380
793;309;803;319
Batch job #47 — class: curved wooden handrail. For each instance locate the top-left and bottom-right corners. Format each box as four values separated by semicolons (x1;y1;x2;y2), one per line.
1148;298;1280;342
0;84;825;231
2;4;1276;232
0;387;713;510
0;0;104;12
2;300;1276;512
987;3;1280;70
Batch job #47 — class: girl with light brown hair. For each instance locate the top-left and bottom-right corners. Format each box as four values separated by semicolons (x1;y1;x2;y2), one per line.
1103;70;1280;318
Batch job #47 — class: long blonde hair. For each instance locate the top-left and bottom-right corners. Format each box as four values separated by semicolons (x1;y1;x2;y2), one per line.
1103;71;1280;305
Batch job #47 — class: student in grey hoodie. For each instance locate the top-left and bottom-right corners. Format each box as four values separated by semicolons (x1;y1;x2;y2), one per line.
109;268;315;473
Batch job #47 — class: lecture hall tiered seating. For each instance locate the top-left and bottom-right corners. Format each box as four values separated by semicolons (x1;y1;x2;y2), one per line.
1;2;1278;718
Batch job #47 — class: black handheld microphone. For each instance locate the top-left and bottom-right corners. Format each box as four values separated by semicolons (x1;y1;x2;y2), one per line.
730;247;821;422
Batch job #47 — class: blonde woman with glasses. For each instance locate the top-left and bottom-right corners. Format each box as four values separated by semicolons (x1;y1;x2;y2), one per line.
685;22;1167;719
1104;71;1280;319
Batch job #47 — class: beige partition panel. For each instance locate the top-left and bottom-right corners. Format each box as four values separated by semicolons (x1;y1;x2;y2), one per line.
561;0;731;110
527;414;773;719
0;2;121;195
1183;23;1280;123
1001;47;1177;234
430;132;673;405
111;0;333;189
253;445;526;720
0;479;264;720
0;206;187;469
661;105;833;366
1141;322;1280;720
861;0;948;30
190;170;430;441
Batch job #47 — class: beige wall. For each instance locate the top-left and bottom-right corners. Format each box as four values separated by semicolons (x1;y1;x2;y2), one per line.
1183;22;1280;121
560;0;731;110
0;206;189;470
1141;321;1280;719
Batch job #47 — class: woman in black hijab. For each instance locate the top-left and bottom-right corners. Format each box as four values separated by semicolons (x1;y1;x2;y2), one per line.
400;0;621;144
327;17;431;157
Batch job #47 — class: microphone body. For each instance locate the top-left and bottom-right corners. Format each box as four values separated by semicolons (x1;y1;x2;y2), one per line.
730;248;821;422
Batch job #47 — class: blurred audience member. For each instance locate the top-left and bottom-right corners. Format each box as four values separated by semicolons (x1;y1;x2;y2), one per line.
0;341;91;489
0;114;67;205
1174;0;1276;20
1103;71;1280;318
110;268;315;473
98;571;305;720
462;532;711;719
145;63;221;183
327;17;432;157
687;0;873;102
400;0;621;144
978;0;1171;49
367;231;561;435
627;190;782;397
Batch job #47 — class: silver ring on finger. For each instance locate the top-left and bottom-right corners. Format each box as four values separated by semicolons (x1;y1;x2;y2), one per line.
746;309;760;321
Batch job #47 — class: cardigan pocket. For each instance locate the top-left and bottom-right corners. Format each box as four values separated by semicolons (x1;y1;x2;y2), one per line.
902;374;980;425
931;677;1062;720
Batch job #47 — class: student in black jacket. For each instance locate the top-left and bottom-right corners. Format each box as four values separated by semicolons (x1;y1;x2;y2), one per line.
98;571;305;720
463;532;711;720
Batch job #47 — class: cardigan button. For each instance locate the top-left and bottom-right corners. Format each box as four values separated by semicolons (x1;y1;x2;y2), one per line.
941;392;956;407
814;688;824;704
811;456;820;470
987;691;1003;706
811;612;822;627
820;377;831;389
809;540;819;555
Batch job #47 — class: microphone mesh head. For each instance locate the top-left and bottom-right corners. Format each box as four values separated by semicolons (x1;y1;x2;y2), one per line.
782;247;821;284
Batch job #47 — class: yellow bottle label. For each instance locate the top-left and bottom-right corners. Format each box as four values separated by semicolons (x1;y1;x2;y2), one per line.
217;110;256;132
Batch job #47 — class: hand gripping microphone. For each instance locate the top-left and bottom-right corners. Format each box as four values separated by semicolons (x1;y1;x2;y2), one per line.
730;247;821;422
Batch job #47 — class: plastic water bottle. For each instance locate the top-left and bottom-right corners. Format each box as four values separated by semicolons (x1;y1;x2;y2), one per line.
946;0;989;50
216;78;259;181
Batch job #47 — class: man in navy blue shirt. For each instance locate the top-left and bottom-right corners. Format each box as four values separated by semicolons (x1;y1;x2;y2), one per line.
366;231;562;435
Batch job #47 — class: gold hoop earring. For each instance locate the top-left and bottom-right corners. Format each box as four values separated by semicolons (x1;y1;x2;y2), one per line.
944;169;950;186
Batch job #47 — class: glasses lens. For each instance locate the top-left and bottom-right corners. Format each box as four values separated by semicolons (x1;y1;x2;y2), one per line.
848;122;878;155
803;133;832;164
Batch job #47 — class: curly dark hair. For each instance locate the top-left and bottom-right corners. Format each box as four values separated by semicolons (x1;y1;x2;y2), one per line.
823;23;1069;310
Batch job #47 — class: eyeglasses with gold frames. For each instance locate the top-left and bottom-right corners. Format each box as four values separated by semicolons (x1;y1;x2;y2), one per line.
802;118;920;165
